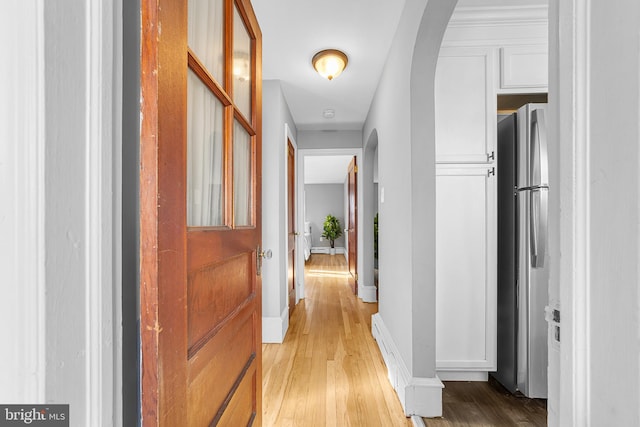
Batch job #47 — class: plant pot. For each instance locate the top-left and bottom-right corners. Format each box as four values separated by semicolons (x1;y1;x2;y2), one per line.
329;248;336;256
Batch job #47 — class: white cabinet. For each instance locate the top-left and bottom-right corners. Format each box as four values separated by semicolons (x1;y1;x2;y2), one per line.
435;165;497;373
435;47;498;378
435;47;497;164
499;45;548;92
434;33;545;377
433;5;547;381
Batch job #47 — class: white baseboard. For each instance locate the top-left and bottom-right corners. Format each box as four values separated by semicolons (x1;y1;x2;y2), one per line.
436;371;488;381
262;307;289;343
311;246;346;255
411;415;426;427
371;313;443;417
360;284;377;303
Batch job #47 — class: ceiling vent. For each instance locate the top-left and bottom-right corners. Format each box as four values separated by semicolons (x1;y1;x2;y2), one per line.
322;108;335;119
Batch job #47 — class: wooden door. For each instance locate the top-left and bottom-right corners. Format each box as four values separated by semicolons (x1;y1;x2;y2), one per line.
287;140;296;317
347;157;358;295
140;1;263;426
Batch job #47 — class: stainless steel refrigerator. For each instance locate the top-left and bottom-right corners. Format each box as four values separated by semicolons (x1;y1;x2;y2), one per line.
493;103;549;399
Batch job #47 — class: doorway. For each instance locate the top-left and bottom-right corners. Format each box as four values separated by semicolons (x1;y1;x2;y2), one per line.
298;149;364;301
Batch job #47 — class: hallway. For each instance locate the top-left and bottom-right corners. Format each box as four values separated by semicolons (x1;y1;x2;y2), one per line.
262;254;412;426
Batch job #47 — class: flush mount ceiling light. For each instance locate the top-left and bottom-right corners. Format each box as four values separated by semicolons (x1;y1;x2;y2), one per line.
312;49;348;81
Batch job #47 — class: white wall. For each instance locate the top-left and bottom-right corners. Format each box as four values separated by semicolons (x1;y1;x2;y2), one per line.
298;130;362;149
365;0;426;375
585;2;640;421
364;0;456;416
586;4;640;422
549;0;640;425
305;184;346;249
44;1;90;416
262;80;298;342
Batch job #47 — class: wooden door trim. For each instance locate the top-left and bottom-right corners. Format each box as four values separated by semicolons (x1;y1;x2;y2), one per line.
287;140;296;316
140;0;188;424
285;124;303;303
348;156;358;295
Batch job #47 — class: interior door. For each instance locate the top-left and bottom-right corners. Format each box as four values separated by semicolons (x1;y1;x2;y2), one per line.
140;1;263;425
287;140;296;317
347;157;358;295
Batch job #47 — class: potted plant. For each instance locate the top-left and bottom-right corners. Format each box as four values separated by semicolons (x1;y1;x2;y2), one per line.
322;214;342;255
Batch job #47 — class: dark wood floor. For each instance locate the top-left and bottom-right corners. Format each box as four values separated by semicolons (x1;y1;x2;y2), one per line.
423;378;547;426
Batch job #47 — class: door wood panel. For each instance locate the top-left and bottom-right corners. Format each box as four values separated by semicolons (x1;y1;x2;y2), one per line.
140;0;263;425
287;140;296;316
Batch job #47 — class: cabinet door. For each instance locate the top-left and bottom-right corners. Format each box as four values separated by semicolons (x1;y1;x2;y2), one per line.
500;45;548;92
435;166;496;371
435;47;496;164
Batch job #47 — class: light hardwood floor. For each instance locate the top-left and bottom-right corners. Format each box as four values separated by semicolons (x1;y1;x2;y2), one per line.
262;254;547;426
262;254;412;427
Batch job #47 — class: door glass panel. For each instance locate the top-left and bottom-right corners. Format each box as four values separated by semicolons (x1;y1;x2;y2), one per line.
233;120;252;226
187;69;225;227
188;0;224;83
233;6;252;119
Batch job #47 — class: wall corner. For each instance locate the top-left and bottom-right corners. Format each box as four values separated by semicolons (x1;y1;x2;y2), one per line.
371;314;443;418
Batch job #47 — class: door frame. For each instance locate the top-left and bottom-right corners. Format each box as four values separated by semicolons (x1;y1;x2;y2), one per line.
347;156;358;295
297;148;371;301
284;124;302;303
286;136;297;313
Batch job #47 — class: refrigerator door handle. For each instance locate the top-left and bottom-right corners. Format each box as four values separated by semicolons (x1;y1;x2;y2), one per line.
530;188;548;268
531;109;549;187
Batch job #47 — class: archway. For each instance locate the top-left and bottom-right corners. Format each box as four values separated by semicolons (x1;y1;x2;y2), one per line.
363;129;379;302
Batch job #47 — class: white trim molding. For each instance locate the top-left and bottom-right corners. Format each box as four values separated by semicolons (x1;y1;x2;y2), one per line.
359;284;377;303
449;5;548;27
262;307;290;344
372;314;444;418
437;371;488;382
0;0;46;403
560;0;591;425
411;415;427;427
310;246;346;255
87;0;119;425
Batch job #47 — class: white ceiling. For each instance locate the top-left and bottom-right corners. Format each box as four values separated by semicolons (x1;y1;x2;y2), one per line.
304;155;354;184
252;0;546;132
253;0;547;184
252;0;405;131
